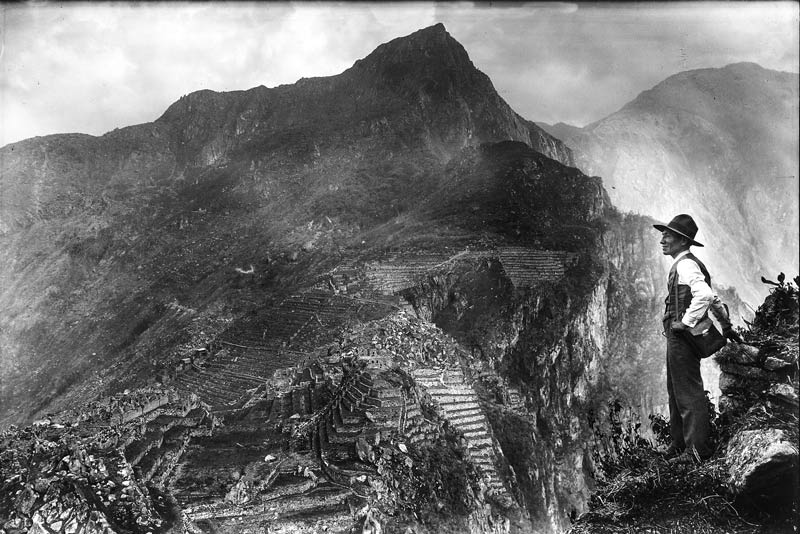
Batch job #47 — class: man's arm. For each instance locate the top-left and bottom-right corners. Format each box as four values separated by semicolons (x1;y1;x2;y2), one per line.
708;296;732;330
677;259;713;327
709;295;743;343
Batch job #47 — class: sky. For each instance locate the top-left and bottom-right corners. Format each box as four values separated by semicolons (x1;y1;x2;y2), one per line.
1;1;798;147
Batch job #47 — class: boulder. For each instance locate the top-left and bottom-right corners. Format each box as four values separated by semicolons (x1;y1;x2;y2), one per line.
718;372;766;395
718;362;772;380
224;478;251;505
718;344;760;365
763;356;794;371
717;395;749;417
767;383;799;407
356;437;373;463
726;428;798;509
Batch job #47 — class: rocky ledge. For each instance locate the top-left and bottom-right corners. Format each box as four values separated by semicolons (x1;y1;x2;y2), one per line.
568;274;798;533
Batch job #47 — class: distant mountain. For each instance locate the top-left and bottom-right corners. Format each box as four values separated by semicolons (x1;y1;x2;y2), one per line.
539;62;799;306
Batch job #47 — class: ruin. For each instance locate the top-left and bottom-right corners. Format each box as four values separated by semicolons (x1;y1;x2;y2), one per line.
2;245;568;532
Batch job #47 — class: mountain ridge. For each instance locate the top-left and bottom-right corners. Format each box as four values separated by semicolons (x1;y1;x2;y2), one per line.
1;24;572;235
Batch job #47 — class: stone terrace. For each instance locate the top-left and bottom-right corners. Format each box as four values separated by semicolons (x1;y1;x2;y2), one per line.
0;389;212;534
312;367;409;477
172;288;404;412
357;247;578;296
363;250;491;294
497;247;579;290
126;406;213;487
167;363;366;532
221;289;361;348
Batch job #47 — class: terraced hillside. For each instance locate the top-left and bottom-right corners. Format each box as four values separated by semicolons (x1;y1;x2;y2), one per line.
1;24;675;534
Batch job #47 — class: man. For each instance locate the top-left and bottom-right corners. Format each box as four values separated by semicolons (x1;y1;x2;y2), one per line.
654;214;739;461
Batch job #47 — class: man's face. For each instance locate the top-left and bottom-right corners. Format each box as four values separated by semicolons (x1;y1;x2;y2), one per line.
660;230;687;257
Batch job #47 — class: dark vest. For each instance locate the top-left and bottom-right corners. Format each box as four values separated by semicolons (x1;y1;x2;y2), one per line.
664;252;711;321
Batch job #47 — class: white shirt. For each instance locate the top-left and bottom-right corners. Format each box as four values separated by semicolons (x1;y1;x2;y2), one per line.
672;250;714;327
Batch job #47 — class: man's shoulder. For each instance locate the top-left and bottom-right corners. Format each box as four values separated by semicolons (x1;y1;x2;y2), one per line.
672;251;696;269
676;254;705;274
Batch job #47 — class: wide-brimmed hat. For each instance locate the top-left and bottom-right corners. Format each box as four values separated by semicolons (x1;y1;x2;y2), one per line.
653;214;704;247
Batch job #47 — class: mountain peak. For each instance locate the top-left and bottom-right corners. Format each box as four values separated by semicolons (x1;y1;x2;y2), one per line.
351;23;471;74
618;61;798;121
417;22;448;35
721;61;767;72
390;22;451;45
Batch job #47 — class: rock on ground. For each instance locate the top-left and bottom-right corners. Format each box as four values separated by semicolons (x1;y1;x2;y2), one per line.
726;428;798;509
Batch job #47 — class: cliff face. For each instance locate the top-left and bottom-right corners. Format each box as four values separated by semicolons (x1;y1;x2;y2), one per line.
540;62;800;307
399;210;668;532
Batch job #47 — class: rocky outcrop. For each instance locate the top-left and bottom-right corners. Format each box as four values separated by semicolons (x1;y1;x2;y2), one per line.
522;118;575;167
726;429;797;503
715;279;799;512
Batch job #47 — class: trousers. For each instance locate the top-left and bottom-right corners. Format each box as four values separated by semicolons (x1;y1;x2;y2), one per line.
664;321;711;458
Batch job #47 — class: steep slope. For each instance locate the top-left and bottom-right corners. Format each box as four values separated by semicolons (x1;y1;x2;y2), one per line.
539;62;799;306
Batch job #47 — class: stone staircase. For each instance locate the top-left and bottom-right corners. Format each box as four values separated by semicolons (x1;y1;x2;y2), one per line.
411;367;511;500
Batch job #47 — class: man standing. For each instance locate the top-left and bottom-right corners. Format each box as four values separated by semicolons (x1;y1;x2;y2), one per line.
654;214;737;461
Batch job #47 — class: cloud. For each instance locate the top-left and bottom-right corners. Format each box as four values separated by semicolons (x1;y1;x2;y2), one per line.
0;2;797;146
437;2;799;125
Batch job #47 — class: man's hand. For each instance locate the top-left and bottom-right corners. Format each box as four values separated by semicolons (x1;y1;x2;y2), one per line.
671;321;688;333
723;327;743;344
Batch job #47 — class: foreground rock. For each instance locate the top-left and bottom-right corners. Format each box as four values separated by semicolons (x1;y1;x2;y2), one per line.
726;428;798;508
